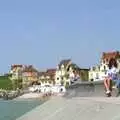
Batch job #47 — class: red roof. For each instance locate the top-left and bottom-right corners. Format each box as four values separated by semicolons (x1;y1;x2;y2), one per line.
46;69;56;73
11;64;23;70
102;51;120;60
11;64;23;67
39;69;56;79
39;72;46;76
23;65;38;72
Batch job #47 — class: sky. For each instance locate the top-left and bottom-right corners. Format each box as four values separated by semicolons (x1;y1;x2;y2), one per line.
0;0;120;72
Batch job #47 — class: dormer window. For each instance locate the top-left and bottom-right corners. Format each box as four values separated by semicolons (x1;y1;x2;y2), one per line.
61;64;64;69
56;66;59;70
93;67;95;71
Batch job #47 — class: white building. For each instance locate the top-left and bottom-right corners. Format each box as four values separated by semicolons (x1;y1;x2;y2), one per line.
55;64;71;86
55;59;80;86
89;51;120;81
39;69;56;87
89;65;106;81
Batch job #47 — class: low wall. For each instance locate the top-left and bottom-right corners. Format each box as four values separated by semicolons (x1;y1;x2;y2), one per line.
64;81;118;98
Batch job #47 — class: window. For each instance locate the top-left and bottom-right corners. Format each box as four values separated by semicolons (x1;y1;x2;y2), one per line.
93;67;95;71
96;73;99;79
90;73;93;78
67;67;70;71
98;66;100;70
61;80;64;85
104;66;106;70
57;77;59;80
103;60;105;64
91;79;94;82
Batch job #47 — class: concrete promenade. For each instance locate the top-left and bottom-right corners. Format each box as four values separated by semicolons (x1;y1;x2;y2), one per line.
16;96;120;120
16;82;120;120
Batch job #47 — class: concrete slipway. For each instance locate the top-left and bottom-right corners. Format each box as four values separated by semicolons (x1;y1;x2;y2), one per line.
16;81;120;120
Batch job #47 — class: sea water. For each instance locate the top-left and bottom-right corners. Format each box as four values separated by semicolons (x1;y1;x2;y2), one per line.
0;99;44;120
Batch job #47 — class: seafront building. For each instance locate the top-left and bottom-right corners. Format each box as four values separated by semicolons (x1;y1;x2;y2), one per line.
9;64;23;80
89;51;120;81
38;69;56;86
9;65;39;88
22;65;39;87
5;51;120;90
9;60;89;88
55;59;89;86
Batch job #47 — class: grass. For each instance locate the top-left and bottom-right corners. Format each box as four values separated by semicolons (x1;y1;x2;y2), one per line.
0;76;13;90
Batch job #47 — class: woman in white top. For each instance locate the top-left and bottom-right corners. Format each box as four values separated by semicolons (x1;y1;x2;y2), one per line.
104;58;119;94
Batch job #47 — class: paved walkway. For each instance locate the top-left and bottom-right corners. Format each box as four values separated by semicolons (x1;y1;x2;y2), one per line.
16;97;120;120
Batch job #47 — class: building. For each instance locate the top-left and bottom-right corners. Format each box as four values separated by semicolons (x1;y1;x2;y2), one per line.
55;59;72;86
9;64;24;89
89;65;105;81
101;51;120;71
79;68;89;81
66;63;89;82
38;69;56;86
10;64;23;80
55;59;88;86
22;65;39;86
89;51;120;81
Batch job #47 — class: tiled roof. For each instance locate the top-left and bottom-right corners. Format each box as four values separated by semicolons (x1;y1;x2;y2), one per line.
70;63;80;69
46;69;56;73
11;65;23;70
58;59;71;68
102;51;120;60
11;64;23;67
23;65;38;72
46;69;56;75
39;69;56;79
38;72;46;76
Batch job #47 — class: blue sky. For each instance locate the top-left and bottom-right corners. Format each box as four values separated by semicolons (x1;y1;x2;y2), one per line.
0;0;120;72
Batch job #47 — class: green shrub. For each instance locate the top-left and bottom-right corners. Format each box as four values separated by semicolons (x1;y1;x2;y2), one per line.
0;76;13;90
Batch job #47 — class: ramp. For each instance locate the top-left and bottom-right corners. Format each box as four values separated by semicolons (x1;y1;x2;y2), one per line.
16;97;120;120
16;81;120;120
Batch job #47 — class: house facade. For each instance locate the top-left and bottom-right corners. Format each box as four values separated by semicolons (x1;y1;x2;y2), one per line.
79;68;89;81
22;65;39;87
10;64;23;80
9;64;24;89
38;69;56;86
89;51;120;81
55;59;88;86
55;59;72;86
89;65;106;81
